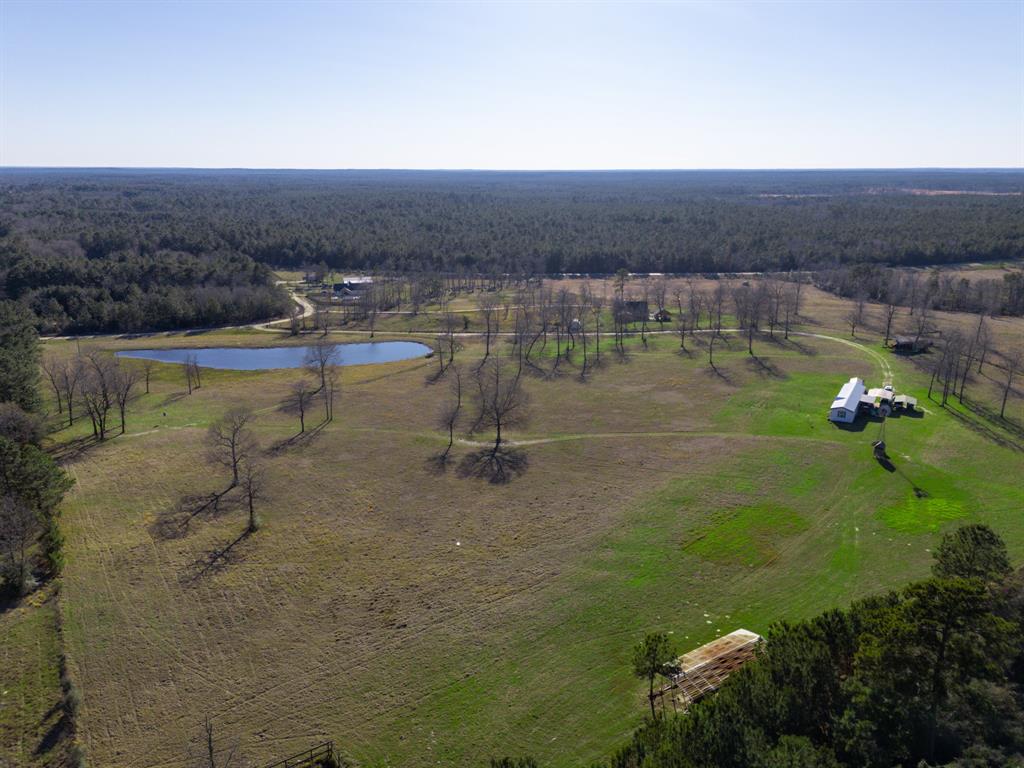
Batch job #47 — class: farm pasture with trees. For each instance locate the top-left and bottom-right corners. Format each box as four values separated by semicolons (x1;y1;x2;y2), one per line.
2;267;1018;768
1;170;1024;767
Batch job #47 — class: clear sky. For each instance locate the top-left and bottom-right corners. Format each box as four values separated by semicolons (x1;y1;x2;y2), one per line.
1;0;1021;169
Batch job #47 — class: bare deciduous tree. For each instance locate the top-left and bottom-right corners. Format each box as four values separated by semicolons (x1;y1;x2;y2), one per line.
846;293;867;338
477;293;499;365
281;378;316;434
463;358;529;482
436;364;463;464
206;407;256;487
304;340;339;394
188;715;242;768
141;359;156;394
114;365;139;435
184;353;202;394
240;460;265;533
40;354;66;416
81;352;118;440
323;366;339;423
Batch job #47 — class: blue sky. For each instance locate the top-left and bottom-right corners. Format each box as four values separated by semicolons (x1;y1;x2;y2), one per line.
1;1;1021;169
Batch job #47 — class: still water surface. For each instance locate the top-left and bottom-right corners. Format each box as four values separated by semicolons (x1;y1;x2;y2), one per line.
116;342;431;370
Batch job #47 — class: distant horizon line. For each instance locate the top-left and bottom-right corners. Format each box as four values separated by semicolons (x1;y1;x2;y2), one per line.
2;165;1023;173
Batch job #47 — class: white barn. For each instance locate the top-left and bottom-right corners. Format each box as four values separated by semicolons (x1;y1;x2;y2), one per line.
829;377;866;423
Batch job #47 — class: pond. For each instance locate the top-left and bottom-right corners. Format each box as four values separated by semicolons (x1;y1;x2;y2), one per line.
115;341;432;370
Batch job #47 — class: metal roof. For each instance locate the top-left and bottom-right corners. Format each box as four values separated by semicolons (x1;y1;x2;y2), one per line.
831;377;866;412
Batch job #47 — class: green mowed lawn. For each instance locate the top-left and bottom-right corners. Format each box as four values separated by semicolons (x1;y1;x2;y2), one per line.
44;329;1024;767
0;589;67;768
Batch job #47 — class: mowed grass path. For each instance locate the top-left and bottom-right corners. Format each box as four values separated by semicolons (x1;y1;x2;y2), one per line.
47;329;1024;767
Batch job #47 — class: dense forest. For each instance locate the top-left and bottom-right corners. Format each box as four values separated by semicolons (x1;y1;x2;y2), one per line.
1;169;1021;332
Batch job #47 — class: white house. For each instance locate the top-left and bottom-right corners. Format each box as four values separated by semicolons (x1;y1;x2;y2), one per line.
829;377;866;423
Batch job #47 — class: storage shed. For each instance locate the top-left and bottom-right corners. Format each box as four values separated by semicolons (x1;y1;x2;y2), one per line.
829;378;866;423
657;629;763;711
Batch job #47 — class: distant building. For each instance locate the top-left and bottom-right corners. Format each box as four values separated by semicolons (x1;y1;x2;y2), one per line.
829;377;866;423
622;300;649;323
332;277;373;293
893;336;932;354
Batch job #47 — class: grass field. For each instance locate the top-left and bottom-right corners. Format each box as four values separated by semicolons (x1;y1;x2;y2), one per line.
9;284;1024;767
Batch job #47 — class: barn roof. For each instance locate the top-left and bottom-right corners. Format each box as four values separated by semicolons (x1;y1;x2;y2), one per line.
831;377;865;412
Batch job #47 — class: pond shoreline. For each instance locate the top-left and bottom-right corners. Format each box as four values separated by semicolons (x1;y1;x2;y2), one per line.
115;341;432;370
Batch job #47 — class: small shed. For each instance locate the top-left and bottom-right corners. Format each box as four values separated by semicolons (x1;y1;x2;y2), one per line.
829;378;866;423
894;336;932;353
658;629;763;710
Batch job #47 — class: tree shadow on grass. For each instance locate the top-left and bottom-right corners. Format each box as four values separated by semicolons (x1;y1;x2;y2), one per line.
265;420;329;455
424;451;456;475
150;486;237;541
33;709;71;760
182;529;252;584
941;403;1023;453
703;362;736;386
745;354;788;380
774;336;818;356
457;446;528;484
48;434;101;464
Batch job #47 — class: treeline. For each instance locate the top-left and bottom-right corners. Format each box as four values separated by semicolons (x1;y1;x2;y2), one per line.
0;301;73;599
2;169;1022;283
815;264;1024;317
0;224;289;334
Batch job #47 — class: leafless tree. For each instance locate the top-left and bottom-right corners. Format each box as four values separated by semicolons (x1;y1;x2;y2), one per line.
782;284;798;340
592;286;604;364
733;282;765;355
956;314;988;402
280;378;316;433
477;293;500;365
184;352;202;394
846;293;867;338
81;352;118;439
687;280;703;335
673;286;688;351
976;319;992;375
471;357;528;456
40;354;66;416
140;359;156;394
314;303;330;336
0;495;36;596
881;283;903;347
436;364;463;463
1000;349;1021;420
304;340;339;393
928;332;964;407
463;358;529;483
188;715;242;768
765;279;783;338
113;365;139;434
240;460;265;533
711;282;726;336
206;407;256;487
652;279;669;331
323;366;339;423
910;304;935;351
